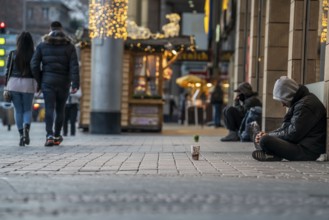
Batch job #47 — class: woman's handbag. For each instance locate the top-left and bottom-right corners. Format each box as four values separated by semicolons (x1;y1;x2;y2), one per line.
3;90;11;102
3;51;14;102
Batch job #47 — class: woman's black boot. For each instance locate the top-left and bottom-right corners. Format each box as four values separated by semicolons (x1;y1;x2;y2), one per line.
23;124;30;145
19;129;25;146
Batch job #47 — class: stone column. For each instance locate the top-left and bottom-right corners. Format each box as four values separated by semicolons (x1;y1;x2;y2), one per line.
324;3;329;156
89;0;127;134
90;38;123;134
262;0;290;131
248;0;266;94
287;0;319;84
233;0;250;91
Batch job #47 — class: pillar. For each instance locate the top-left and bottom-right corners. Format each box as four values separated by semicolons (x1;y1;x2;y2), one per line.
324;1;329;156
262;0;290;131
287;0;319;84
233;0;250;91
248;0;266;94
89;0;127;134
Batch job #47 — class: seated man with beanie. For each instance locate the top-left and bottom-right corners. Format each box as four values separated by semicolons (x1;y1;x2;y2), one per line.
252;76;326;161
221;82;262;141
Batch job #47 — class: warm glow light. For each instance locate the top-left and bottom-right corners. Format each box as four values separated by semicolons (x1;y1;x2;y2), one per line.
89;0;128;39
206;83;212;88
172;50;177;55
33;103;40;110
321;0;328;43
0;37;5;45
195;83;201;88
204;0;210;34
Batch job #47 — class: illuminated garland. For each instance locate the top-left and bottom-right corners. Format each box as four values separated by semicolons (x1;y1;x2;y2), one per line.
89;0;128;39
321;0;328;43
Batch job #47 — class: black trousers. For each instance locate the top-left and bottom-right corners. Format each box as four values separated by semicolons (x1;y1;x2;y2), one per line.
259;135;319;161
43;84;69;137
222;106;244;131
63;103;78;136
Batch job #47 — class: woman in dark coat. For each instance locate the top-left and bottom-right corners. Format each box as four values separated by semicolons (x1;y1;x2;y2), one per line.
4;32;37;146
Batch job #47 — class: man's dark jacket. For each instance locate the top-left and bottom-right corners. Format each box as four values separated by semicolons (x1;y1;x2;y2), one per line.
30;31;79;90
269;85;326;156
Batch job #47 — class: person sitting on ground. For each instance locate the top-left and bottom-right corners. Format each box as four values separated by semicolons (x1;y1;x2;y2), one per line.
221;82;262;142
252;76;326;162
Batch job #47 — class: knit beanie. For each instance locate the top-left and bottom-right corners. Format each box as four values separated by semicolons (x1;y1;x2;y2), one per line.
234;82;253;96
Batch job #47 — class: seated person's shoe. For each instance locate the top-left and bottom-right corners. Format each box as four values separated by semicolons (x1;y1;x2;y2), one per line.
54;135;63;146
220;131;240;142
252;150;282;161
45;136;54;147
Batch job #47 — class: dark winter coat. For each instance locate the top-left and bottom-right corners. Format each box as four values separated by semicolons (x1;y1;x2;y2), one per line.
5;50;34;80
210;85;223;104
30;31;79;90
269;85;326;155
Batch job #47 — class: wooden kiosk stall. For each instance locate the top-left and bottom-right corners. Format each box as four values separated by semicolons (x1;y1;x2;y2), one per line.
78;36;195;132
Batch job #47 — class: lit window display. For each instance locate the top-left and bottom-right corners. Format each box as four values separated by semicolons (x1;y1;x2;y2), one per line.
132;55;161;98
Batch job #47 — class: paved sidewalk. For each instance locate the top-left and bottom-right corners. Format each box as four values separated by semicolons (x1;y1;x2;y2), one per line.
0;123;328;182
0;123;329;220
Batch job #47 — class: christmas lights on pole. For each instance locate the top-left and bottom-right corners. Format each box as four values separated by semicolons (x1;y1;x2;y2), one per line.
89;0;128;39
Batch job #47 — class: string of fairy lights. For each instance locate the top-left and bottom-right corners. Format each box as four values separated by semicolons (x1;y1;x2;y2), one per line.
89;0;128;39
85;0;195;54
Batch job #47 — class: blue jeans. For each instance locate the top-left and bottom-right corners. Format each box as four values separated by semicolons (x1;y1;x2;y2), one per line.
10;91;34;130
42;83;69;137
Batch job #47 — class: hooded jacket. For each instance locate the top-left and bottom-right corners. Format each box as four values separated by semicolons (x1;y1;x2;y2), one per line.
273;76;299;107
269;78;326;156
234;82;262;115
30;31;79;90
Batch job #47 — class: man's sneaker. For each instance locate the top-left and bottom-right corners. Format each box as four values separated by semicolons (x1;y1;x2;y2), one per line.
45;136;54;147
53;135;63;146
252;150;282;162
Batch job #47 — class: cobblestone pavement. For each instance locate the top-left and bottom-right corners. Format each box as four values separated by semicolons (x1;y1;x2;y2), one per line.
0;123;329;219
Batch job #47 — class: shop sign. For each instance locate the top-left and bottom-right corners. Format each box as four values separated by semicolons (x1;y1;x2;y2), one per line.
177;51;209;61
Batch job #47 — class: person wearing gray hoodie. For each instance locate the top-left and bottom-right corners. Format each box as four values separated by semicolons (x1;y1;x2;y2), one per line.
252;76;326;161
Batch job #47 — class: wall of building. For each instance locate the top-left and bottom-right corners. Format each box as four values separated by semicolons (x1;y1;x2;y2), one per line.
231;0;328;156
0;0;24;33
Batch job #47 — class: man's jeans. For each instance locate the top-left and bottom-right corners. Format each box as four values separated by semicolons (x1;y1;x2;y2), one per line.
42;84;69;137
11;91;34;130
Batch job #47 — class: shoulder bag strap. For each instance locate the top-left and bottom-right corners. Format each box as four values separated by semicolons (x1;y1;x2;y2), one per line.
5;51;14;87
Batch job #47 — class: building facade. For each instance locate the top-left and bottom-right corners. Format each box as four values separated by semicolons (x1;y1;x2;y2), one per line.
219;0;329;156
0;0;76;36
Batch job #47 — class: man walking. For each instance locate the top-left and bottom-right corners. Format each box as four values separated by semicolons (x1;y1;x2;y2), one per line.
31;21;79;146
210;80;224;127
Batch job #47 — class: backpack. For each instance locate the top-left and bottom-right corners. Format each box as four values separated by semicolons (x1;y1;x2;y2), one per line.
239;106;262;142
